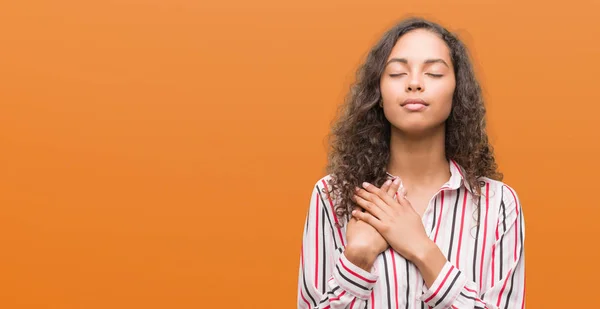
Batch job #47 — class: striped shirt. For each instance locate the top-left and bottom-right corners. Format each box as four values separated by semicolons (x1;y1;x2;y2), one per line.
297;160;525;309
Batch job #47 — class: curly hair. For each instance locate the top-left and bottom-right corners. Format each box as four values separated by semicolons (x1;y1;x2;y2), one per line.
324;17;503;225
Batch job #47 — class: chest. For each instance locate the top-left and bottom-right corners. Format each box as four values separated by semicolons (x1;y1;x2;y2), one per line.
404;189;439;217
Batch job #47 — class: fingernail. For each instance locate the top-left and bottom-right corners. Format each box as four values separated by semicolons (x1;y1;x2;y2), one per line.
362;182;370;188
384;179;392;186
351;210;357;216
393;177;401;185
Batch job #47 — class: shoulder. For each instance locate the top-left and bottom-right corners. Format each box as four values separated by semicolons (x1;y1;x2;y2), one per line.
309;174;334;194
306;174;336;204
477;177;523;213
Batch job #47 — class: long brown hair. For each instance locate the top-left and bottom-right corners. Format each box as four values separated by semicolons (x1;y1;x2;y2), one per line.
324;17;502;225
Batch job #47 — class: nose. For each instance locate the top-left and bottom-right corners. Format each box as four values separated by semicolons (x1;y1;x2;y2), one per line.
406;75;424;92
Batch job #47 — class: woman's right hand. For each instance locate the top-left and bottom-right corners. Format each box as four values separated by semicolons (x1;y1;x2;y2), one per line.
344;177;403;271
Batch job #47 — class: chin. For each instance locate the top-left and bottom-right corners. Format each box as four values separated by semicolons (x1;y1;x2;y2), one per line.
391;121;442;136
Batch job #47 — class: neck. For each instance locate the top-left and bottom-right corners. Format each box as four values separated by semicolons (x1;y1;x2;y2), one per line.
386;126;451;188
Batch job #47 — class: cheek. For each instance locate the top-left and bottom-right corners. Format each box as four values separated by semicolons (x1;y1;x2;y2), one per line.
380;79;402;102
433;80;455;111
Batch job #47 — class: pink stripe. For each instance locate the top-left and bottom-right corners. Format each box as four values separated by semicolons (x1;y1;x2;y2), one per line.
339;257;377;283
464;286;477;293
315;192;320;289
300;290;311;309
424;265;455;303
434;191;445;243
496;269;513;307
322;180;346;247
349;298;356;309
504;185;520;261
492;213;500;285
371;289;375;309
389;248;399;309
456;190;468;268
479;183;490;291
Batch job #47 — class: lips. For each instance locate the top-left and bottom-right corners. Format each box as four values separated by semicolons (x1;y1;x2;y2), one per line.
401;98;429;111
400;99;429;106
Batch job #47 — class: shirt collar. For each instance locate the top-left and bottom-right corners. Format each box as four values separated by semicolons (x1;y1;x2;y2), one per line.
385;159;473;194
448;159;473;194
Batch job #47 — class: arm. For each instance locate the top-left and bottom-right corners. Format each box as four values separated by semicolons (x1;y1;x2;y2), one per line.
297;182;379;309
416;185;526;309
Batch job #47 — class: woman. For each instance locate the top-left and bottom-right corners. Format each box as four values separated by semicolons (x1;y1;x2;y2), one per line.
297;17;525;309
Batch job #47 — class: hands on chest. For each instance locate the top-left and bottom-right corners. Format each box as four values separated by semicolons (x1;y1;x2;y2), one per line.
345;177;437;273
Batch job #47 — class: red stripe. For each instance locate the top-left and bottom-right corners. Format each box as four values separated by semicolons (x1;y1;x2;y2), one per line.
424;265;455;303
434;191;445;243
389;248;399;309
330;290;346;302
339;257;377;283
349;298;356;309
300;290;311;309
479;183;490;291
371;289;375;309
456;190;468;268
413;266;419;309
322;180;346;247
492;206;500;285
451;306;459;309
496;269;513;307
315;192;320;289
505;185;520;261
464;286;477;293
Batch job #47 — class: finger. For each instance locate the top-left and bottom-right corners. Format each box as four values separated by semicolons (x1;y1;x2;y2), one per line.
351;205;365;221
380;179;392;196
396;187;415;211
360;182;397;212
355;186;394;216
352;193;387;220
387;177;402;199
351;208;385;231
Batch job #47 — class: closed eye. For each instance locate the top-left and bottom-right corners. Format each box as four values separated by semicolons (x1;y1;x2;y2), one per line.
426;73;443;78
389;73;407;77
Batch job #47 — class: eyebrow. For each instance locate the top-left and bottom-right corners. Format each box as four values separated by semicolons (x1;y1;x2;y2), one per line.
385;57;449;68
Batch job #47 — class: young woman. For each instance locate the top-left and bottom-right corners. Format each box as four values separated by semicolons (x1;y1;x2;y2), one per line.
297;17;525;309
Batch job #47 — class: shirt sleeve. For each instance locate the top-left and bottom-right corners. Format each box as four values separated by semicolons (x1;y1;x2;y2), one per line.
298;181;380;309
418;184;526;309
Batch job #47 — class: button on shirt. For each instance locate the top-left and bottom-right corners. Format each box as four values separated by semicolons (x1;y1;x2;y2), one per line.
297;160;525;309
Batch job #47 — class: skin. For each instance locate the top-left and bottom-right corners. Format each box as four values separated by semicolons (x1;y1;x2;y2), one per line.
344;29;457;289
344;177;402;268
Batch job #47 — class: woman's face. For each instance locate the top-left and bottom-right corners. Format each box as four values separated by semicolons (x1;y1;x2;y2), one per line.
380;29;456;136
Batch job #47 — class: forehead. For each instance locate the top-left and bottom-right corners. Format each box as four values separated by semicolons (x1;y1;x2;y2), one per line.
387;29;451;63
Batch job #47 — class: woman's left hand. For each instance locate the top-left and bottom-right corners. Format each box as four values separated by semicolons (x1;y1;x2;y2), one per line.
351;181;433;262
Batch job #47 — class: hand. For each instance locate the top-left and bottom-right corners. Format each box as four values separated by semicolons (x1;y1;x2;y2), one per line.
344;177;402;271
351;181;432;262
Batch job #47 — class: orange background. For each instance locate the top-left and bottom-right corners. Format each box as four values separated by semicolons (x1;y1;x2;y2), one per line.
1;0;598;308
